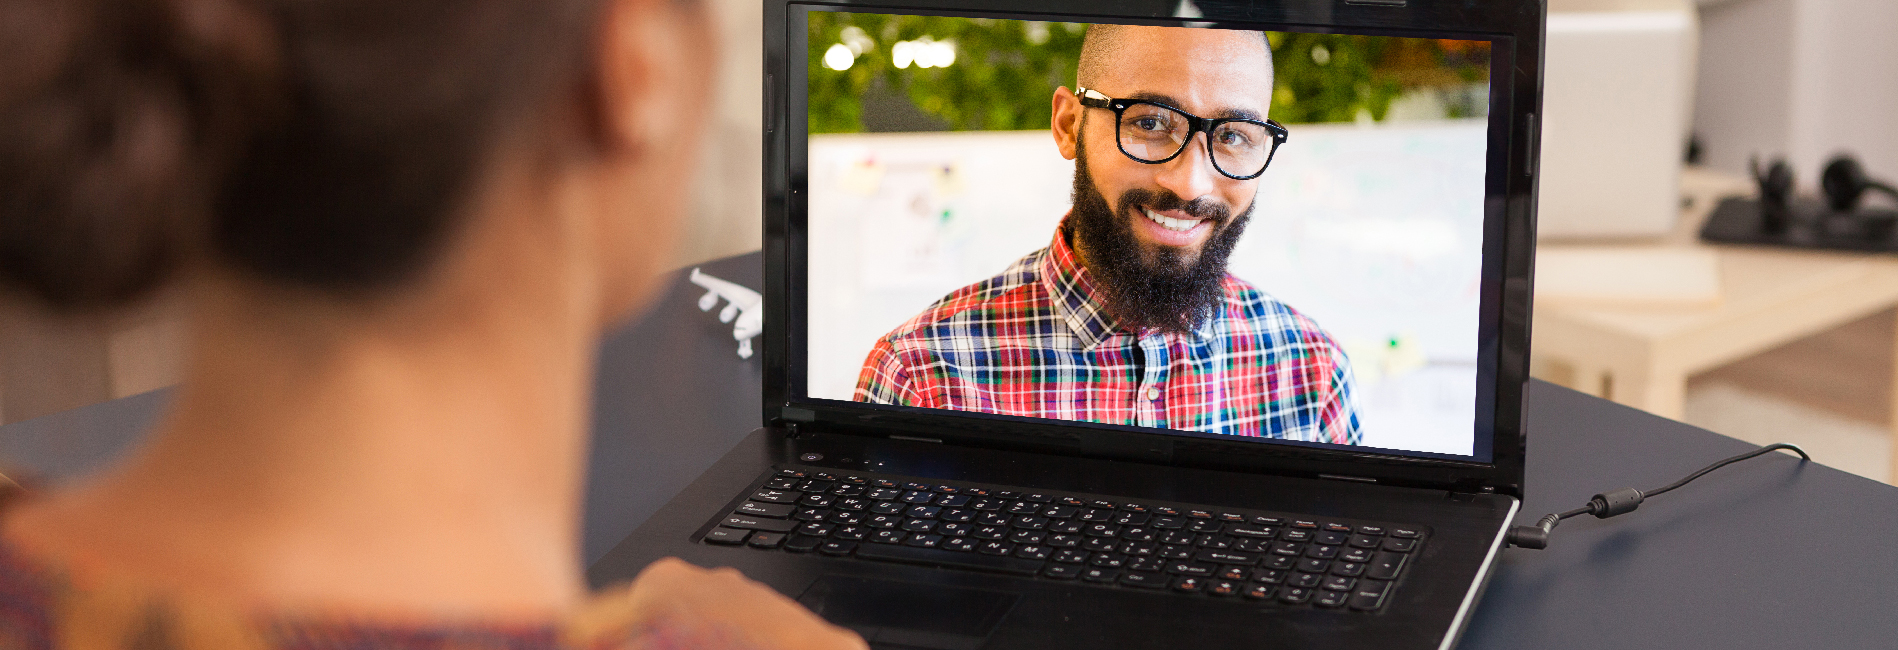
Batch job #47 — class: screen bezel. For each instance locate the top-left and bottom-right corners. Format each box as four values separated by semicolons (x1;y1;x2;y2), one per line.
762;0;1540;498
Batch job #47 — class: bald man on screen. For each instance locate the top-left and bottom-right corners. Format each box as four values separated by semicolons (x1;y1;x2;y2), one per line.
854;25;1363;445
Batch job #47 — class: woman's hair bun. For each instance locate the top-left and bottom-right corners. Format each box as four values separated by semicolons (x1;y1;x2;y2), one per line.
0;0;280;310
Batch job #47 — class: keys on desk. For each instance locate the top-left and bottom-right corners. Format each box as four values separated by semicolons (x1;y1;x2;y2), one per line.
694;467;1430;613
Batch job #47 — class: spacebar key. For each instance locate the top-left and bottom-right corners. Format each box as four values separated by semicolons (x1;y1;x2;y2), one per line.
854;543;1043;576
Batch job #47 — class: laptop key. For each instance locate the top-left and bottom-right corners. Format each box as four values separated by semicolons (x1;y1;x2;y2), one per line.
1331;562;1364;577
796;523;835;537
1314;531;1347;545
1278;586;1314;604
1297;558;1330;573
1340;547;1375;563
1263;556;1297;570
904;534;943;548
978;541;1014;556
793;508;828;522
942;537;978;552
1082;567;1121;583
1172;576;1205;593
1120;541;1159;556
1244;584;1273;599
1207;579;1240;597
1289;572;1324;588
783;535;823;553
1348;589;1387;611
1015;545;1050;560
735;501;794;518
831;526;866;541
1118;571;1165;588
1367;552;1406;580
764;477;799;490
869;502;904;515
1053;548;1089;563
1250;568;1285;584
1383;537;1419;553
1008;530;1046;544
1088;553;1127;568
1128;557;1167;572
1228;526;1276;539
1165;562;1214;577
1390;528;1422;539
750;490;797;504
1218;566;1249;581
1044;563;1083;579
1348;534;1381;548
1315;589;1351;608
818;540;856;556
1322;575;1357;592
703;527;749;545
854;541;1043;576
1197;550;1256;565
1159;545;1193;560
747;532;786;549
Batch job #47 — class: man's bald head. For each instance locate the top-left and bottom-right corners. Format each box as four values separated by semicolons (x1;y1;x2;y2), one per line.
1076;24;1273;89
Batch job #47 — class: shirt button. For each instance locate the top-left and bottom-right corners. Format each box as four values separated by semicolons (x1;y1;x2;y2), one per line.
1144;386;1160;401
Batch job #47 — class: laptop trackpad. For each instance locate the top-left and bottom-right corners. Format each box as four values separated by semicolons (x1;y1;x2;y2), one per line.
798;576;1019;650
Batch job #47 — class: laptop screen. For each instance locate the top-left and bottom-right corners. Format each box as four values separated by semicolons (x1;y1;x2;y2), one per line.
800;10;1497;462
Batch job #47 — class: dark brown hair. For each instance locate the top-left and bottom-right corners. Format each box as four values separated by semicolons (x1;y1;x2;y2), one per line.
0;0;601;310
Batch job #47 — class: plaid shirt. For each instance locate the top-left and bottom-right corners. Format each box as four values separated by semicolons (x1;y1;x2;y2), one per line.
854;223;1363;444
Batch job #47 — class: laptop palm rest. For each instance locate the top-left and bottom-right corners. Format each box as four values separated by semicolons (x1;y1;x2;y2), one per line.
798;576;1020;650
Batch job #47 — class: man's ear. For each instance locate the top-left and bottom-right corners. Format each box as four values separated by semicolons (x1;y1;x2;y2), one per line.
1051;86;1081;161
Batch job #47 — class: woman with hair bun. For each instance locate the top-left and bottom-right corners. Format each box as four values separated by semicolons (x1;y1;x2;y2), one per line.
0;0;863;647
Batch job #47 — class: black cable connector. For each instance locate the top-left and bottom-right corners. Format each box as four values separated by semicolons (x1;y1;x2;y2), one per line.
1505;443;1810;549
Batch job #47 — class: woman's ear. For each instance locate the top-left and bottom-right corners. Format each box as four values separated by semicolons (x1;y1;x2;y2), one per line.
593;0;710;157
1051;86;1081;161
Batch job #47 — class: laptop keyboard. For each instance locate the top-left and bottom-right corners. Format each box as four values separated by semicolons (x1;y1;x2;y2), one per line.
697;468;1427;612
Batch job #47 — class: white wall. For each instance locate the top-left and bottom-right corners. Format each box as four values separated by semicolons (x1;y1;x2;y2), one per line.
674;0;766;268
1694;0;1898;195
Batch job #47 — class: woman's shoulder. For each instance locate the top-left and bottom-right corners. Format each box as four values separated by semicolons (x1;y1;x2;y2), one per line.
0;492;729;650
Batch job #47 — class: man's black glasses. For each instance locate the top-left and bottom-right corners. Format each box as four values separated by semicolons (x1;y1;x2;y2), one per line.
1075;86;1288;181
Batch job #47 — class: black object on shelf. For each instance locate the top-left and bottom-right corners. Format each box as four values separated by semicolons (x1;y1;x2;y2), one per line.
1699;196;1898;253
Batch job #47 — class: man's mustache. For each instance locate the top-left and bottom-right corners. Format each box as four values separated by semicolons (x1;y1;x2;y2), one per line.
1115;188;1231;223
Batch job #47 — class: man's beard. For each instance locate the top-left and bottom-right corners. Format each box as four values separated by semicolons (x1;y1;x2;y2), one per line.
1066;140;1253;334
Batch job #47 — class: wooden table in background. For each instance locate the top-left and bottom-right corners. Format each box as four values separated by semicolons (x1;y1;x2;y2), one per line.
1531;168;1898;479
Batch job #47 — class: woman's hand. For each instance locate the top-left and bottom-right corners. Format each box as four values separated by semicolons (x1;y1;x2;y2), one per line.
571;557;868;650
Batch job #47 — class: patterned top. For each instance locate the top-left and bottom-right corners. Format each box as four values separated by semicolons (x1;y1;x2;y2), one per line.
0;485;753;650
854;223;1363;444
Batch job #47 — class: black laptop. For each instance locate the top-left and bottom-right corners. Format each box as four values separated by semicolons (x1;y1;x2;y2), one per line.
590;0;1542;647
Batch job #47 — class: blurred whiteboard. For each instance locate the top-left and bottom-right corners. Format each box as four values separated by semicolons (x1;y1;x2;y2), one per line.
807;121;1487;456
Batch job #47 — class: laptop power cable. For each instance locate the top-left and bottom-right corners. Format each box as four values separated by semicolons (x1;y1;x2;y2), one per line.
1505;443;1810;549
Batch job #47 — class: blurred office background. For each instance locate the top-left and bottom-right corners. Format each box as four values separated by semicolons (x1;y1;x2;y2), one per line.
4;0;1898;480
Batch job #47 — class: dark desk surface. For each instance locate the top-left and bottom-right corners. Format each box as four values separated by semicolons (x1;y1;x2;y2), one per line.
5;251;1895;649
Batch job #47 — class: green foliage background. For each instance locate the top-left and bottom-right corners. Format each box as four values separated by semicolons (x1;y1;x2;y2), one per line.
807;12;1491;134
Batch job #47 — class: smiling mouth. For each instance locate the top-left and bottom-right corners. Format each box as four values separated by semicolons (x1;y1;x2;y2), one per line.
1141;206;1205;233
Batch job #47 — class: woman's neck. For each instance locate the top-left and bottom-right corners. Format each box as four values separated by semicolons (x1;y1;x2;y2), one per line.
4;181;608;621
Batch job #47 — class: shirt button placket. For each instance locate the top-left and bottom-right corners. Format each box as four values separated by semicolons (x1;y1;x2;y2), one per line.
1136;334;1168;428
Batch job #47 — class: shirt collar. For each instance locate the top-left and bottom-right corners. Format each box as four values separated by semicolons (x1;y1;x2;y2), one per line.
1041;218;1222;349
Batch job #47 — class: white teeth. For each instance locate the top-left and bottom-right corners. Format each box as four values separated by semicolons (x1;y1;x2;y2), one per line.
1143;207;1202;232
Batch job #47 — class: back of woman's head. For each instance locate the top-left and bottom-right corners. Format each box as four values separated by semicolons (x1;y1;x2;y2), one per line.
0;0;602;311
